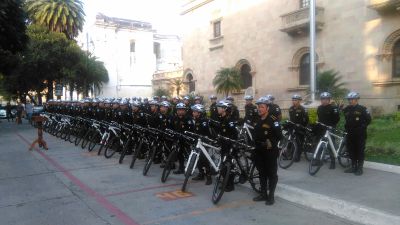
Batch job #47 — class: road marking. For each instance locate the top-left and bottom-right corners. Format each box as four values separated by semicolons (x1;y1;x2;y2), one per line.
155;190;194;201
104;183;184;197
17;133;140;225
142;200;254;225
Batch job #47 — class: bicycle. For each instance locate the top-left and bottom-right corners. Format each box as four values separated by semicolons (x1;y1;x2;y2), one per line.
309;122;351;176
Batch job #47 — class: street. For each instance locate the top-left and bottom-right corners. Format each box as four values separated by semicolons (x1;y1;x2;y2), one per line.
0;121;398;225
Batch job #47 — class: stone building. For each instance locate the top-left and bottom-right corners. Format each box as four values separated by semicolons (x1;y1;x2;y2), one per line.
181;0;400;113
81;14;182;98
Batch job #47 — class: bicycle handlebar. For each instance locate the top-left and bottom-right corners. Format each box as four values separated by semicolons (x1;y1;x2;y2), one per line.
184;131;216;144
217;135;255;150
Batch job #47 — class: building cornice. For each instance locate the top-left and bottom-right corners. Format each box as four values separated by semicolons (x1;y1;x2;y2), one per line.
181;0;215;15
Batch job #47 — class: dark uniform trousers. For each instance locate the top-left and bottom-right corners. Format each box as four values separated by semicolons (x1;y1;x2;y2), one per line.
344;104;371;165
253;116;282;197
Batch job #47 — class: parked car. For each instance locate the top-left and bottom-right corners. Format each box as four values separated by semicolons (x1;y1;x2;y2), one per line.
0;107;6;119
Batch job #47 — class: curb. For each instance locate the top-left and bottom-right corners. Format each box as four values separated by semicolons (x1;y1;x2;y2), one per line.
241;182;400;225
275;183;400;225
364;161;400;175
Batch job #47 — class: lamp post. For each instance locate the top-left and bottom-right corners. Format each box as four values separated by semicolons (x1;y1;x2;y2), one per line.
310;0;317;102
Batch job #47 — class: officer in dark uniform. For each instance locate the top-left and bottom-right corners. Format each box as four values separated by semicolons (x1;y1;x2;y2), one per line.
130;100;146;126
171;96;180;116
194;96;202;104
343;92;371;176
209;95;218;120
96;100;106;121
146;100;159;128
244;95;258;126
191;104;213;185
171;102;193;174
216;100;238;192
226;96;240;121
317;92;340;169
183;96;193;117
253;97;282;205
158;101;173;130
265;94;282;121
289;94;309;162
142;97;151;114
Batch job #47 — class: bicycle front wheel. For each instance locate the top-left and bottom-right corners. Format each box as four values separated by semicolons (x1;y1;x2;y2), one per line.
161;149;177;183
309;142;326;176
104;137;119;158
181;153;198;192
143;145;157;176
249;164;261;194
278;139;297;169
212;161;231;204
338;145;351;168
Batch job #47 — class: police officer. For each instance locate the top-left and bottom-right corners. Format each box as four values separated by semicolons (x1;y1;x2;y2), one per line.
158;101;173;130
130;100;146;126
146;100;159;128
183;96;193;117
191;104;213;185
317;92;340;169
244;95;258;126
343;92;371;176
194;96;202;105
216;100;238;192
226;96;240;121
265;94;282;121
171;102;193;174
253;97;282;205
209;95;218;120
289;94;309;162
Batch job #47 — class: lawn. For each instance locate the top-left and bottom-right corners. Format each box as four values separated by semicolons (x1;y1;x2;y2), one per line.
365;115;400;166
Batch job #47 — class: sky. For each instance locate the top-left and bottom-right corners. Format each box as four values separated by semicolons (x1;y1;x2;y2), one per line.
83;0;184;35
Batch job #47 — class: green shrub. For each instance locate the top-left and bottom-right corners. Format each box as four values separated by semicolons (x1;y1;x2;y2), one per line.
308;108;317;124
394;112;400;122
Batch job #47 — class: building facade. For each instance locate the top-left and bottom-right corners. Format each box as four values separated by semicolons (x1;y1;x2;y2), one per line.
181;0;400;113
81;14;182;98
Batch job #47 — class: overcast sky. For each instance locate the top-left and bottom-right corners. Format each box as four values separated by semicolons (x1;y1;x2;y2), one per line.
83;0;184;35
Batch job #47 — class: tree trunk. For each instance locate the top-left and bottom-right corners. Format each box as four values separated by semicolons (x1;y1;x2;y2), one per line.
47;80;54;100
38;92;43;105
69;84;74;100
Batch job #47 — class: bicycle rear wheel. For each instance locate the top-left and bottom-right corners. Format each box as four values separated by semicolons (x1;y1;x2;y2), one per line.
309;142;326;176
161;149;177;183
88;132;101;152
181;153;197;192
278;139;297;169
212;161;231;204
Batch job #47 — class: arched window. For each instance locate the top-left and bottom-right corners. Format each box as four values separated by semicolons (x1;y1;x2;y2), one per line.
393;40;400;78
187;73;195;93
299;53;310;85
240;64;252;89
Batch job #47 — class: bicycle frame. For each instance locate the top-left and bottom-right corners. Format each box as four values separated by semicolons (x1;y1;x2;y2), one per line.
186;138;221;174
313;128;346;159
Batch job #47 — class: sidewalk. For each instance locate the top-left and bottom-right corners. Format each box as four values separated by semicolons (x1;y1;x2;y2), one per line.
1;121;398;225
264;156;400;225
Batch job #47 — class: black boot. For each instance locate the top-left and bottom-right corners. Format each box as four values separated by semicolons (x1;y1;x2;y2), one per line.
344;161;356;173
253;193;267;202
205;175;212;185
192;173;205;181
355;160;363;176
224;175;235;192
266;178;278;205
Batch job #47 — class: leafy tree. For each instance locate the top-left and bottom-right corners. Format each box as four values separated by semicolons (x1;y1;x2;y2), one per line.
154;88;171;98
213;67;243;97
0;0;28;75
25;0;85;39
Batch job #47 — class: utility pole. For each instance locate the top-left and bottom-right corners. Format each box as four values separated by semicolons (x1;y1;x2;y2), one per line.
310;0;316;102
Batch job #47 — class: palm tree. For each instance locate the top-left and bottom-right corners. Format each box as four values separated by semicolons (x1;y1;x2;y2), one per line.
213;67;243;97
169;78;184;97
25;0;85;39
317;70;347;98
